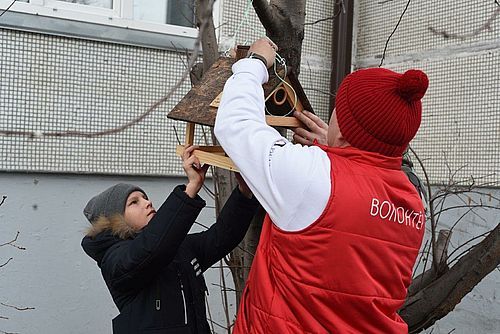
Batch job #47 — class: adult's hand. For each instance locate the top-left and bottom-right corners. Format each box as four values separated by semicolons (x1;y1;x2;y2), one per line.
248;37;278;69
182;145;209;198
292;110;328;146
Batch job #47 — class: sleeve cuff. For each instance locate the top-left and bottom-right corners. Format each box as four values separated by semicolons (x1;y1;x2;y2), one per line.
232;58;269;84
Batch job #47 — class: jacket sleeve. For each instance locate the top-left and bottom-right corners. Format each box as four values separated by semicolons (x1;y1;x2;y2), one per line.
100;185;205;292
186;187;259;272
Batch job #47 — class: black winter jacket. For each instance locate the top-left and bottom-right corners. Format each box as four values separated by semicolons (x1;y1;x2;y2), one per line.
82;185;259;334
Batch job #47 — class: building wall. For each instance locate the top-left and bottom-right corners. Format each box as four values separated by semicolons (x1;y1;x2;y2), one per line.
354;0;500;185
0;28;192;176
0;173;239;334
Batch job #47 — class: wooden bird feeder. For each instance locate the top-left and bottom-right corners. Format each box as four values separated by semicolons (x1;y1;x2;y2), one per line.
168;46;314;172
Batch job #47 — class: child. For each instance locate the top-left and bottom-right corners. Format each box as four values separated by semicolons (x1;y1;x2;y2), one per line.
81;145;258;334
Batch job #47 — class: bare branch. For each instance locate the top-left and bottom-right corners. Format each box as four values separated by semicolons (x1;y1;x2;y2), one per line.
0;24;207;139
204;296;216;334
304;2;343;26
0;329;19;334
446;231;491;265
401;223;500;331
206;317;229;331
434;204;500;216
0;232;26;251
429;8;500;40
0;196;5;207
0;303;34;311
379;0;412;67
408;147;439;271
303;87;336;98
412;239;429;277
210;283;236;292
0;258;12;269
218;260;231;331
172;126;182;146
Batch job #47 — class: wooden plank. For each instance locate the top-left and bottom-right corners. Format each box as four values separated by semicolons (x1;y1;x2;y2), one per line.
189;146;226;154
265;115;304;128
176;145;239;172
283;79;304;113
209;92;223;108
185;123;195;145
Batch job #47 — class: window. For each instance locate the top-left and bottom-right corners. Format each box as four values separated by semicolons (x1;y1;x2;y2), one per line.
0;0;209;50
133;0;196;28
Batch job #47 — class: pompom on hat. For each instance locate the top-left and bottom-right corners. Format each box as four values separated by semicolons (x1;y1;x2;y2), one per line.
335;67;429;157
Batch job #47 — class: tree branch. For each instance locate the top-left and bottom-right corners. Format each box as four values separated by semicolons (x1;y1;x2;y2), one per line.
252;0;281;33
0;20;208;139
428;8;500;40
379;0;412;67
408;147;440;272
0;329;19;334
400;222;500;332
0;258;12;269
0;303;34;312
304;0;344;26
434;204;500;216
0;232;25;251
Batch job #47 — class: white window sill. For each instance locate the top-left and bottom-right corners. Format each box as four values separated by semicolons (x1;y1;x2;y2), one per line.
0;10;199;51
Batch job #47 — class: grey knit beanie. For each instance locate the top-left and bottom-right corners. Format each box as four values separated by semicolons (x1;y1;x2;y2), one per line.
83;183;146;224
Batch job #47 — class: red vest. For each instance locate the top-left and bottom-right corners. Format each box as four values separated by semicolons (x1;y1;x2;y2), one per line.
234;146;425;334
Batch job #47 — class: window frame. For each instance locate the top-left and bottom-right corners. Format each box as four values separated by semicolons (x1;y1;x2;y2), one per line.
0;0;214;51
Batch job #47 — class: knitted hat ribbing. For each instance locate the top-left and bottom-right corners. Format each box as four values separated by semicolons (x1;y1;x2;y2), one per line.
335;68;429;157
83;183;145;224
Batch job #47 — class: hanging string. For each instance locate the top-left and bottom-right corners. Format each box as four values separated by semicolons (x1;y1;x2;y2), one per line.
224;1;299;117
264;53;298;117
223;0;254;56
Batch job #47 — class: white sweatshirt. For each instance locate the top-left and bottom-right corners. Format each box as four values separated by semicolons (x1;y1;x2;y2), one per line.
214;59;331;231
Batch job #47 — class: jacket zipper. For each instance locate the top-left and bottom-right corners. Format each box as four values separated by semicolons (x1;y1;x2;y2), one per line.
178;272;188;325
155;280;161;311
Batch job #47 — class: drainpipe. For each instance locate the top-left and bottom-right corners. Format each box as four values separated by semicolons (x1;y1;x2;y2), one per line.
329;0;355;118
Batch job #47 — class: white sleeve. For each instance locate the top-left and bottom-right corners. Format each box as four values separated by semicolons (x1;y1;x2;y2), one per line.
214;59;331;231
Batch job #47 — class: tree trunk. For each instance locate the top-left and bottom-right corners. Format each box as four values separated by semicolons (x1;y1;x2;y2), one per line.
195;0;218;72
223;0;307;312
252;0;306;76
400;222;500;332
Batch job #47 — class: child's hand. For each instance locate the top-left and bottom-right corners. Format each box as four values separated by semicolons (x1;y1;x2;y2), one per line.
182;145;209;198
235;173;253;199
292;110;328;146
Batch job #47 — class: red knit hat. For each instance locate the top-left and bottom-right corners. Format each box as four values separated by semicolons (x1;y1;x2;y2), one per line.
335;68;429;157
